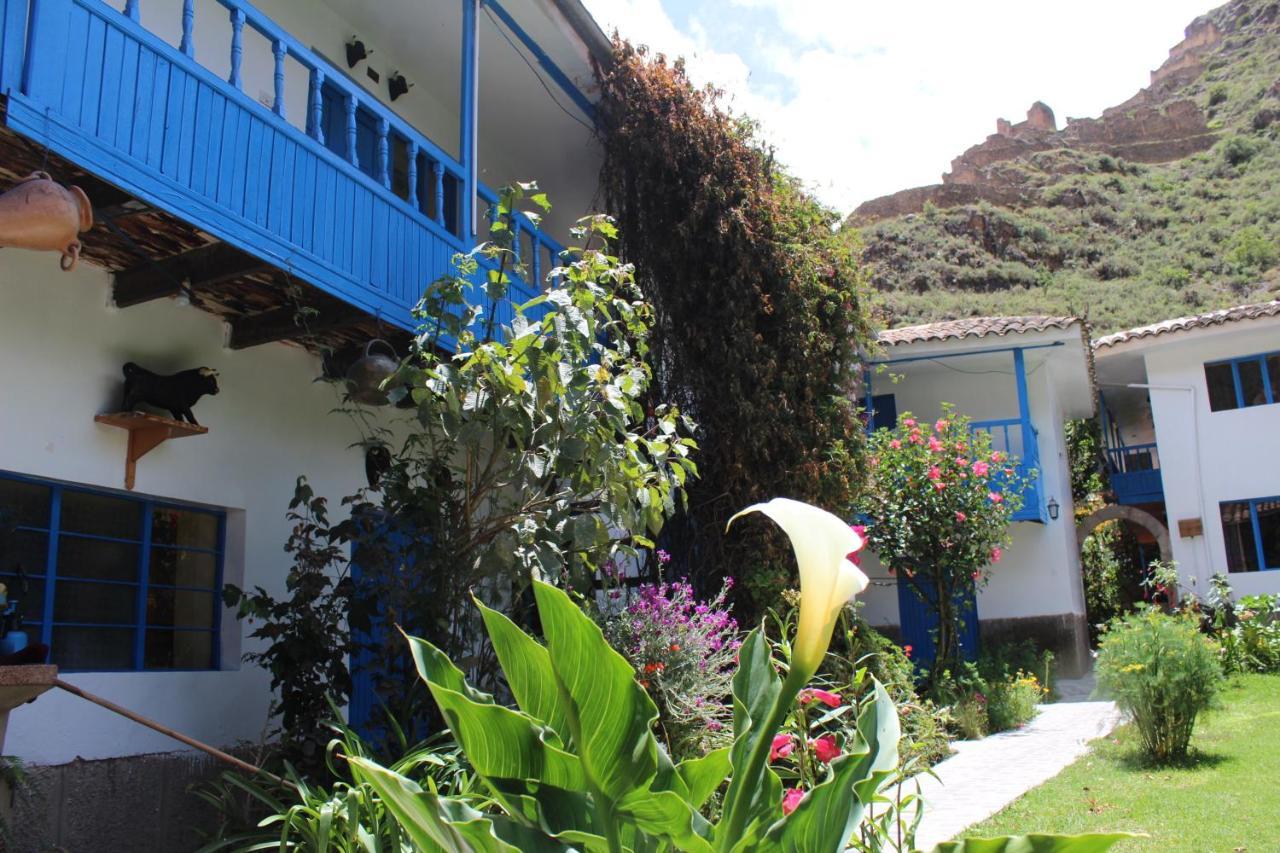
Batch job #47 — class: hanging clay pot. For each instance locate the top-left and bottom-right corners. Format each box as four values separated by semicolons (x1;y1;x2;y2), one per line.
0;171;93;270
345;339;400;406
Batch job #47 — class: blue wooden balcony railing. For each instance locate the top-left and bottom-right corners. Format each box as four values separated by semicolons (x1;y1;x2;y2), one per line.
1106;442;1164;505
0;0;565;333
969;417;1045;523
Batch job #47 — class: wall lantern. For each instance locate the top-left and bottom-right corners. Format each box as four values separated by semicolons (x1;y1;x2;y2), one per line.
346;36;370;68
1047;497;1060;520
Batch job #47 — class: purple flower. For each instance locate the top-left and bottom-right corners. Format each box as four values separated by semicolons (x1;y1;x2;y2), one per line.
656;549;672;565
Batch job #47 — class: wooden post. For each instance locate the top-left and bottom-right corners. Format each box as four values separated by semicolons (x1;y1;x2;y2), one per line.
180;0;194;57
272;39;286;119
406;140;419;209
459;0;479;239
228;8;245;89
307;67;325;143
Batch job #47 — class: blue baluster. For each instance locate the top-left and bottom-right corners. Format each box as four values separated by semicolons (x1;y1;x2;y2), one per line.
229;8;245;89
432;162;444;227
532;238;541;287
376;118;390;187
344;93;358;167
124;0;140;22
406;141;419;209
272;39;287;119
180;0;194;57
511;220;521;263
307;67;324;143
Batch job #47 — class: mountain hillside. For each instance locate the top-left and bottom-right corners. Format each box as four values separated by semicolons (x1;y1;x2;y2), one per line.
846;0;1280;333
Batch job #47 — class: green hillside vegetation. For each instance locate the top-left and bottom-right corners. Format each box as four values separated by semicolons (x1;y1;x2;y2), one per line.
850;0;1280;333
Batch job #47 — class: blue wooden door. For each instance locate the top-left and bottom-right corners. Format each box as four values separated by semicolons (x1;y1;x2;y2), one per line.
896;577;980;664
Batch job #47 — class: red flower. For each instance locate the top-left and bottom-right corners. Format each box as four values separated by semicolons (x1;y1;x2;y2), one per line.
770;734;796;762
782;787;806;816
799;688;842;707
669;644;681;652
991;547;1003;563
955;510;967;522
889;439;901;450
927;466;942;480
988;491;1004;504
933;481;946;491
971;571;981;581
903;644;913;658
813;735;840;764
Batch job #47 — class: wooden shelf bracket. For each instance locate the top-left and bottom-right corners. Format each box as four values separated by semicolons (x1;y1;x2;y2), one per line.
94;412;209;490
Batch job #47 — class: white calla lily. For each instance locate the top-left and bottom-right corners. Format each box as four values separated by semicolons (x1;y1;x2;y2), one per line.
728;497;868;680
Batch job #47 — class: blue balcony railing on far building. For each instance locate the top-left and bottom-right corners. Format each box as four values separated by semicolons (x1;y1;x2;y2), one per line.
1106;442;1164;505
970;417;1045;523
0;0;567;334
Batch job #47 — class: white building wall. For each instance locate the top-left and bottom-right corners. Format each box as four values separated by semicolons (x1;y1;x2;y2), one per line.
859;352;1085;629
0;248;388;765
1142;323;1280;599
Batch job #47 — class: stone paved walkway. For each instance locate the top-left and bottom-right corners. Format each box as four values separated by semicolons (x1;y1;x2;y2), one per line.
910;674;1123;849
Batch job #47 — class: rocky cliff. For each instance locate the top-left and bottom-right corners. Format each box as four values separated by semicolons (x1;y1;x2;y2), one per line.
846;0;1280;333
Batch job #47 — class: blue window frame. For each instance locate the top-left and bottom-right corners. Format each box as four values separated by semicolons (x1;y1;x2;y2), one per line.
0;472;224;671
1220;496;1280;573
1204;351;1280;412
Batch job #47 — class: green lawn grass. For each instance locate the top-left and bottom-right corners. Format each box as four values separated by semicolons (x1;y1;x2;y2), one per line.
963;674;1280;851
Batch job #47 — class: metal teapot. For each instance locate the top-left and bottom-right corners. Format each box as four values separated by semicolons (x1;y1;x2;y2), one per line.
0;171;93;270
345;339;399;405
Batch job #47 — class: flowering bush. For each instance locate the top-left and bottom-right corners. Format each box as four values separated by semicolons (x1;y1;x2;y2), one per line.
985;672;1045;732
598;575;739;759
862;405;1027;677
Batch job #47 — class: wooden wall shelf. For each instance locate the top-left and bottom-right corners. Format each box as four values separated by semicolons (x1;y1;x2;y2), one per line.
94;412;208;490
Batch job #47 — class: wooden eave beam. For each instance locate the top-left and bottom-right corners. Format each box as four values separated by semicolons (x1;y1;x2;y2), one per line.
228;303;367;350
112;242;271;308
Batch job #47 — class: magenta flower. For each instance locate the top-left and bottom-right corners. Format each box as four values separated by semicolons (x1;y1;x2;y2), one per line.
813;735;840;764
934;418;950;432
989;491;1004;504
928;436;944;452
770;733;796;762
782;787;806;815
991;547;1003;563
955;510;967;522
799;688;842;707
927;466;942;480
902;418;917;428
971;460;990;477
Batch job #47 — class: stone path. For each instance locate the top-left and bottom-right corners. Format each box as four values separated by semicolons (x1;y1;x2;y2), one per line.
909;673;1123;850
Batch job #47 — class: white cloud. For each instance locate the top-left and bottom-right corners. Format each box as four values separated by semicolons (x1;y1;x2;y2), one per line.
583;0;1215;215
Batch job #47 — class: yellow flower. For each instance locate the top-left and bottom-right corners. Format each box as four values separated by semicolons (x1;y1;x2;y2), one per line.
728;498;868;681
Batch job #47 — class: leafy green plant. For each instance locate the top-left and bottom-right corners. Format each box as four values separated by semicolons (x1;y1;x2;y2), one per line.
1205;573;1280;673
984;672;1045;732
1096;608;1224;763
346;498;1128;852
862;406;1027;679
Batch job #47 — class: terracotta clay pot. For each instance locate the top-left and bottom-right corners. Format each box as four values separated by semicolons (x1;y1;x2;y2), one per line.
345;339;400;406
0;171;93;270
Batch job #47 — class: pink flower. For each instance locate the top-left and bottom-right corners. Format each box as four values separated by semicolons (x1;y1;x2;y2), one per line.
770;734;796;762
813;735;840;764
991;547;1003;563
903;418;917;428
888;439;901;450
782;788;806;816
934;419;950;433
988;491;1004;504
869;456;880;467
971;571;982;581
971;460;990;477
933;481;946;491
903;644;913;658
927;466;942;480
955;457;969;468
928;436;944;452
800;688;842;707
992;451;1005;462
955;511;967;522
956;442;968;454
909;434;925;445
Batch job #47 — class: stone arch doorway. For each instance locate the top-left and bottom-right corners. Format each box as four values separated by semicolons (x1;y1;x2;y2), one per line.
1076;504;1172;563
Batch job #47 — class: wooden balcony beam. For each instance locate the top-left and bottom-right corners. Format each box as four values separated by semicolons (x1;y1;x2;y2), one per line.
112;242;270;308
228;303;366;350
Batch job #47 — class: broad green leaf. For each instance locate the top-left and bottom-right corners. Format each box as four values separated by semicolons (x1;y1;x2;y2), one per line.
762;680;900;851
475;599;573;744
929;834;1136;853
677;747;730;809
617;788;714;853
719;628;784;844
532;581;660;802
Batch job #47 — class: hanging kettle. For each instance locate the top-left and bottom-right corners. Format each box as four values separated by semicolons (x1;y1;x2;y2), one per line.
345;339;400;405
0;171;93;270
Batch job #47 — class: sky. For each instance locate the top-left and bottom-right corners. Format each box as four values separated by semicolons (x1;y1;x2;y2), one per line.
580;0;1216;215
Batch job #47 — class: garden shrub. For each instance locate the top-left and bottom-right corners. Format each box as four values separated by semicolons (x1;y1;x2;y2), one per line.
1096;609;1224;762
1206;573;1280;673
950;693;988;741
984;672;1045;733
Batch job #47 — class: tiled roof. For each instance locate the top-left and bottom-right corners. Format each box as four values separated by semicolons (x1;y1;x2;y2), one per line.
877;316;1082;346
1094;301;1280;350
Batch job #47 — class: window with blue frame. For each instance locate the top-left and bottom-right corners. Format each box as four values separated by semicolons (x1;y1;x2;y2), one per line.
1220;497;1280;572
1204;351;1280;411
0;473;224;671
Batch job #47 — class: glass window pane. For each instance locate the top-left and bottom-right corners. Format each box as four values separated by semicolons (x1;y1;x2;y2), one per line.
60;491;142;540
1268;355;1280;404
1205;362;1238;411
52;626;133;669
145;629;213;669
0;574;44;623
149;548;217;588
146;588;215;629
1257;499;1280;570
54;580;137;624
150;508;218;550
0;478;51;528
1238;359;1267;407
3;529;48;577
1221;501;1259;572
57;536;140;583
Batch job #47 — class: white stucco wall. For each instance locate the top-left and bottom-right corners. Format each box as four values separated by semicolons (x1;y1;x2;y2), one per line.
0;248;386;765
859;348;1086;629
1139;322;1280;599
